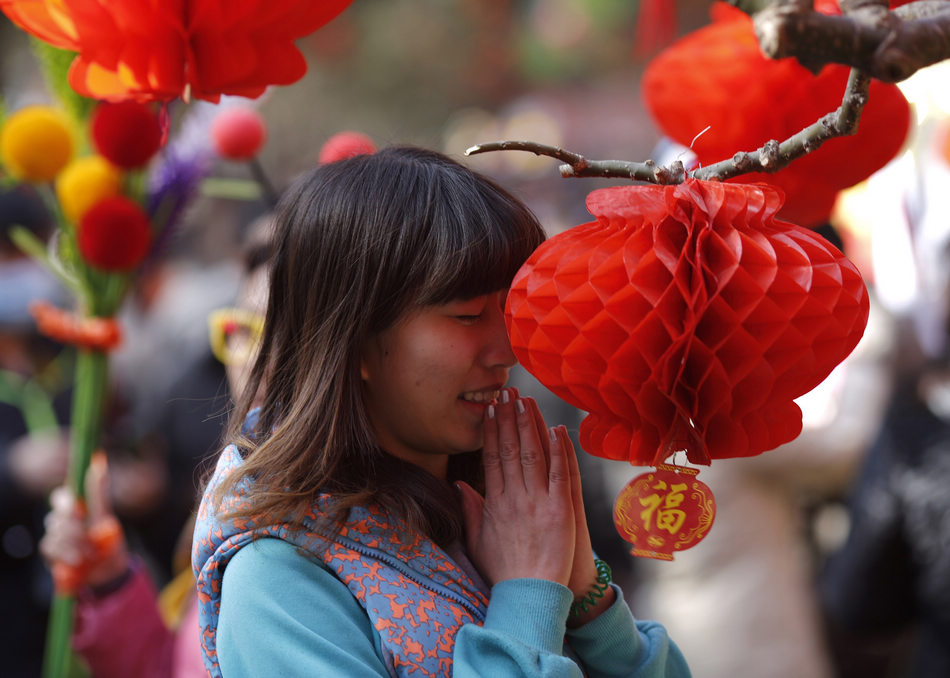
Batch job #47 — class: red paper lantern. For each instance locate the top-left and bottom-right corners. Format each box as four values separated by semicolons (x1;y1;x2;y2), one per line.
78;196;152;271
506;179;869;466
0;0;354;103
641;2;911;227
613;464;716;560
91;101;162;169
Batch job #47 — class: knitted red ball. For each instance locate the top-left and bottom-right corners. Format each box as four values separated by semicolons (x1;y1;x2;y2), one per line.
90;101;162;169
318;131;376;164
78;196;152;271
211;107;267;160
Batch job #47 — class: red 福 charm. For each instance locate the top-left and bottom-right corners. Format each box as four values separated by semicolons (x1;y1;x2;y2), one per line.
614;464;716;560
505;179;869;467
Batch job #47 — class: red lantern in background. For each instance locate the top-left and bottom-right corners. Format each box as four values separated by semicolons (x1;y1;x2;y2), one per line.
641;2;911;227
506;180;869;467
0;0;354;102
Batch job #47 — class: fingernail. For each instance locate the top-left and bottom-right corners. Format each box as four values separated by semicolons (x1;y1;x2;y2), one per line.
549;427;558;442
501;390;510;404
487;404;495;419
516;399;525;414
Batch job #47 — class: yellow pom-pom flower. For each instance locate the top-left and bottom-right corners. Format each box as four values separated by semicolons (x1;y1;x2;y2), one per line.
0;106;75;182
56;156;123;224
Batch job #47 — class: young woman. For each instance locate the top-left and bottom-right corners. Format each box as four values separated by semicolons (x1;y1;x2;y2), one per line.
192;146;691;677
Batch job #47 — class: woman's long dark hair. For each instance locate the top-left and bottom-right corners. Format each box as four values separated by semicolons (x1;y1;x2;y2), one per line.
214;146;545;545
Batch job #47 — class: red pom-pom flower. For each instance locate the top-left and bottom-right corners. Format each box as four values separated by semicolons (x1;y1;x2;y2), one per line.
506;180;869;467
641;2;911;227
78;196;152;271
211;107;267;160
318;131;377;165
91;101;162;169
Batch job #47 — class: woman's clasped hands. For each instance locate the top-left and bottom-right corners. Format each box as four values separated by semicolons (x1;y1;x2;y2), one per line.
457;387;614;626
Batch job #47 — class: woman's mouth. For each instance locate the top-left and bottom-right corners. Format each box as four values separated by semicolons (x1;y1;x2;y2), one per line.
459;389;501;404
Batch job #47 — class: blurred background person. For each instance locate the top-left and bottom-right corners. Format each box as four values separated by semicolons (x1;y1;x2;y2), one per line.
0;184;73;678
38;221;272;678
819;115;950;678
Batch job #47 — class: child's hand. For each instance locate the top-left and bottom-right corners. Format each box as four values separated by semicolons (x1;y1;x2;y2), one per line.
39;453;128;593
458;388;575;587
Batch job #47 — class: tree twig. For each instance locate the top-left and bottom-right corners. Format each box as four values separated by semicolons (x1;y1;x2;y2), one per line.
465;65;870;185
733;0;950;82
464;141;686;183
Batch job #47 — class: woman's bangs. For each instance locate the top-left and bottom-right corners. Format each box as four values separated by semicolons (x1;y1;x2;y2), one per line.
420;201;543;305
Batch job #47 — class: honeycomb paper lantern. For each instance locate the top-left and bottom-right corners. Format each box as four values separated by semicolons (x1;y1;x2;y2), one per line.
1;0;354;102
506;179;869;467
641;2;911;227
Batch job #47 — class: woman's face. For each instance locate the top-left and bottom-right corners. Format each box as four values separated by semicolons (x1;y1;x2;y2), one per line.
360;289;516;479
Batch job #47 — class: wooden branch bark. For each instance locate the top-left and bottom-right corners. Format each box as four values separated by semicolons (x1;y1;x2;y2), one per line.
465;65;870;184
730;0;950;82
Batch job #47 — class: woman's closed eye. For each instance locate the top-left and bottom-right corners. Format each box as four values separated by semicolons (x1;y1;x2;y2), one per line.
455;314;482;324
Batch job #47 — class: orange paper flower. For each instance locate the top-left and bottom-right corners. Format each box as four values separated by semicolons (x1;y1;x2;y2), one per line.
0;0;354;102
506;180;869;467
641;2;911;227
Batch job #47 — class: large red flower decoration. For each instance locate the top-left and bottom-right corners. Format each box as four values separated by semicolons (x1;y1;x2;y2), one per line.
641;2;911;227
506;180;869;467
0;0;353;102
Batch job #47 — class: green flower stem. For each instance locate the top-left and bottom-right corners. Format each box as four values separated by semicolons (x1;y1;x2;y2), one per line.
43;347;110;678
42;596;76;678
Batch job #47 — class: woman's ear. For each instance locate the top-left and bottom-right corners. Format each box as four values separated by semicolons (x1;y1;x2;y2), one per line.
359;342;372;382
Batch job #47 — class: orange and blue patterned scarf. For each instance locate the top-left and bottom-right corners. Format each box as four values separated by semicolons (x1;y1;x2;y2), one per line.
192;444;489;678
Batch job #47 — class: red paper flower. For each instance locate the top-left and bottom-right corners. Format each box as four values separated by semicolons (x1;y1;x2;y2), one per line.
506;180;869;466
318;131;377;164
641;2;911;226
91;101;162;169
78;196;151;271
211;107;267;159
0;0;354;103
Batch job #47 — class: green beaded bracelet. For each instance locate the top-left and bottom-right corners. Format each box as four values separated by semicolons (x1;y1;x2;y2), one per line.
569;559;612;619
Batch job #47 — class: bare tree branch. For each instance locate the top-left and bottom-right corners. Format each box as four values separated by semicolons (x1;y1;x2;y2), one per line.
695;68;869;180
465;66;870;185
464;141;686;183
467;1;945;185
734;0;950;82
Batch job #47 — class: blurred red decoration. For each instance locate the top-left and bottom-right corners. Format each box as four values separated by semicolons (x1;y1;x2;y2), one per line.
613;464;716;560
641;1;911;227
506;180;869;467
0;0;354;103
318;131;377;164
90;101;162;169
211;107;267;159
633;0;677;58
78;196;152;271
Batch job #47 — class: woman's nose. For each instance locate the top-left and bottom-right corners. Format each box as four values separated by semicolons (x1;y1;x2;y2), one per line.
484;294;517;368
